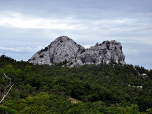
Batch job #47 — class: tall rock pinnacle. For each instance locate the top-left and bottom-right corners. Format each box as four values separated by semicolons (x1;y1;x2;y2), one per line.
28;36;125;67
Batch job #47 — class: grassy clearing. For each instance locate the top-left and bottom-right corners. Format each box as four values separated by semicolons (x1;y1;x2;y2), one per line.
68;96;81;104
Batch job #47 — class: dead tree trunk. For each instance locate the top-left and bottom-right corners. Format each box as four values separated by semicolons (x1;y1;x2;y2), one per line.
0;87;1;99
0;73;14;106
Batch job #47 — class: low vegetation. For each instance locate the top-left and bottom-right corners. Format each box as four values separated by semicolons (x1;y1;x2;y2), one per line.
0;55;152;113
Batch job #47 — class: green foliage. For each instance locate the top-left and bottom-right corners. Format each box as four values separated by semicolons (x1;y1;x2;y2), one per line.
38;47;48;54
54;59;68;66
0;55;152;113
80;49;86;54
102;41;106;44
0;105;16;114
146;108;152;114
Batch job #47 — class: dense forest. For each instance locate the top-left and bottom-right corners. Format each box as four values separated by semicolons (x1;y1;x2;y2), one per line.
0;55;152;114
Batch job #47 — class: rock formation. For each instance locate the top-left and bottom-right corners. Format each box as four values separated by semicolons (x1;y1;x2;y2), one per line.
28;36;85;65
68;40;126;67
28;36;126;67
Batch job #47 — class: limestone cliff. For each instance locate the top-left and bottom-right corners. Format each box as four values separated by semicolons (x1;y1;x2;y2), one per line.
28;36;126;67
68;40;125;67
28;36;85;65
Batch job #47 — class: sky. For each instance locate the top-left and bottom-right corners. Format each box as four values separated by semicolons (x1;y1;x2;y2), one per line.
0;0;152;70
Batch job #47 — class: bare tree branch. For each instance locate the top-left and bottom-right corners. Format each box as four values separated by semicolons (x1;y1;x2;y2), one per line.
3;73;11;80
3;73;11;85
0;73;14;104
0;84;14;104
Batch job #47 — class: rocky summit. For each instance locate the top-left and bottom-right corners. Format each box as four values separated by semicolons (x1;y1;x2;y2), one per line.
28;36;126;67
28;36;85;66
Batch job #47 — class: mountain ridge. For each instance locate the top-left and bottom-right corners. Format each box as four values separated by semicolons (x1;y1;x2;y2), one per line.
28;36;126;67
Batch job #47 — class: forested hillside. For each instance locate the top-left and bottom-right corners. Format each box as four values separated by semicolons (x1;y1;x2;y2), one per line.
0;55;152;114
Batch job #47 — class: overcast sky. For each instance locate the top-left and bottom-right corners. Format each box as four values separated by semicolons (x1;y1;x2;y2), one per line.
0;0;152;69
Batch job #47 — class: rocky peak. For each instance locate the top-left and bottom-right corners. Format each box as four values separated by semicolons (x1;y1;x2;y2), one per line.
28;36;85;65
28;36;125;67
68;40;125;67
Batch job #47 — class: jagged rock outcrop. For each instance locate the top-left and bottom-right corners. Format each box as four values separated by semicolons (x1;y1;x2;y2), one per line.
28;36;126;67
68;40;125;67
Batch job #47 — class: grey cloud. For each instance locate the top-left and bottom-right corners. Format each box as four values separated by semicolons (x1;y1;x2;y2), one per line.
0;0;152;69
1;0;151;19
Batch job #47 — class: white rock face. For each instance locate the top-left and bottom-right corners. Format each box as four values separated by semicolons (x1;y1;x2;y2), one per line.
28;36;126;67
28;36;85;65
141;73;149;79
68;40;125;67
